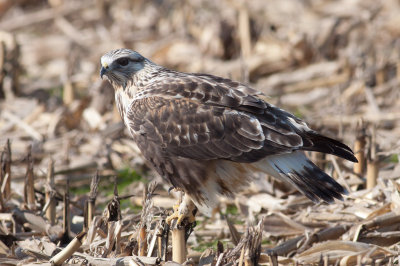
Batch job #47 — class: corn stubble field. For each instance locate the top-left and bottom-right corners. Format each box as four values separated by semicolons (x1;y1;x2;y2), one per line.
0;0;400;265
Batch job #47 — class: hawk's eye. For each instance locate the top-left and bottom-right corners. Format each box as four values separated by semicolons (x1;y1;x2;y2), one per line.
116;57;129;66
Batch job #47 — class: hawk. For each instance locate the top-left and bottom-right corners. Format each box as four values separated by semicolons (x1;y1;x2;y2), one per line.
100;49;357;223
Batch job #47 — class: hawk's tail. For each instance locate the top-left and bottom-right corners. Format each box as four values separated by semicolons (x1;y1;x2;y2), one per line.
254;151;347;203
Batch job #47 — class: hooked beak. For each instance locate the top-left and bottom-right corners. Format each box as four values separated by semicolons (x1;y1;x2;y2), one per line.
100;66;108;79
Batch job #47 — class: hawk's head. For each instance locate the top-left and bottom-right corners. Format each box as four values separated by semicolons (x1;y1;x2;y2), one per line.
100;49;146;89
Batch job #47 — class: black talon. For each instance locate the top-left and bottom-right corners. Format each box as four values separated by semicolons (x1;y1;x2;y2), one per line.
168;186;175;194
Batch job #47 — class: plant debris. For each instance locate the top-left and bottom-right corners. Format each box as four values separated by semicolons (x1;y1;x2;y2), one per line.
0;0;400;265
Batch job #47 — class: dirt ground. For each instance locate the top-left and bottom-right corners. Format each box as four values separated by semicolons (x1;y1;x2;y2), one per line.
0;0;400;265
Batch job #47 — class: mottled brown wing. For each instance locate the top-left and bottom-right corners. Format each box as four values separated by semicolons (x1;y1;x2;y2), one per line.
126;95;304;163
129;74;357;163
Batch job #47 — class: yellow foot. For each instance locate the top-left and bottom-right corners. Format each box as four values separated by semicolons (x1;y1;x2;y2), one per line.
166;196;197;226
166;204;180;225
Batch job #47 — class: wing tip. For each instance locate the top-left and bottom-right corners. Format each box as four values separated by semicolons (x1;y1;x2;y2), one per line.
347;153;359;163
303;132;359;163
